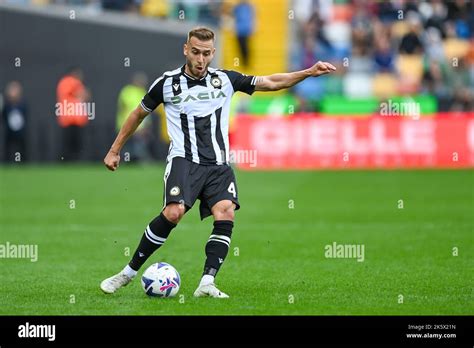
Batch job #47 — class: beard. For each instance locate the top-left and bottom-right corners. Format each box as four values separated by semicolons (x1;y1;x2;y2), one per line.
186;60;207;78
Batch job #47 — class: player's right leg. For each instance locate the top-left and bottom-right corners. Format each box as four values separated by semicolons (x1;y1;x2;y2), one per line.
100;157;192;294
100;203;184;294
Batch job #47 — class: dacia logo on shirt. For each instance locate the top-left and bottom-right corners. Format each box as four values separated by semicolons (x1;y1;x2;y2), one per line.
170;90;226;105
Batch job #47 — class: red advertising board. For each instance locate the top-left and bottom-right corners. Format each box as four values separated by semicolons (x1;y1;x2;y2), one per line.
231;113;474;169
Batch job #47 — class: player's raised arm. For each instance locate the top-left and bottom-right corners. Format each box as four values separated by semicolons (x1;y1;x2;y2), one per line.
104;105;149;171
255;61;336;92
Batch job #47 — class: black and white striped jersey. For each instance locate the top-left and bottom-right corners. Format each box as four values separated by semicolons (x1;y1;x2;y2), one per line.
140;65;256;165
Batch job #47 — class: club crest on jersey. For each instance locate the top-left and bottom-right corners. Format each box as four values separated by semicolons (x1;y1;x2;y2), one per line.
170;186;180;196
170;90;226;105
210;76;222;88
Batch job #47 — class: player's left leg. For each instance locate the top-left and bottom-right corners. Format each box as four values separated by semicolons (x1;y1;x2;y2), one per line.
194;200;235;298
193;164;239;298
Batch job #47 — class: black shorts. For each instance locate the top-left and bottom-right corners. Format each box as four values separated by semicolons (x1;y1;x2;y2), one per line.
162;157;240;220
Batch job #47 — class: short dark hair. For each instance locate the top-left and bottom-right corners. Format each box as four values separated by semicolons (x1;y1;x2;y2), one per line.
187;27;215;42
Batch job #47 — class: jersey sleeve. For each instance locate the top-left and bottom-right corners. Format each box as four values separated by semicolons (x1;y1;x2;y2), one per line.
222;70;256;95
140;76;166;113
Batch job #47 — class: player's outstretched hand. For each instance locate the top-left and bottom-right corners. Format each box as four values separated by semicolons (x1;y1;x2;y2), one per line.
309;61;337;77
104;150;120;171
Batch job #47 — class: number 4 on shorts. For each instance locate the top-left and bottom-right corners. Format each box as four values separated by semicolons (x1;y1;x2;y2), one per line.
227;182;236;198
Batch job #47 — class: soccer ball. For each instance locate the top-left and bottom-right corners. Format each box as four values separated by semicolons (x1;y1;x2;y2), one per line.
141;262;180;298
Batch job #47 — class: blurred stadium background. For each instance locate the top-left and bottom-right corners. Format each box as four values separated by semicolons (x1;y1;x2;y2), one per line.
1;0;473;164
0;0;472;315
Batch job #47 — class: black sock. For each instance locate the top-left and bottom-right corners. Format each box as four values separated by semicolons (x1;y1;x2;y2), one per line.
129;213;176;271
203;220;233;277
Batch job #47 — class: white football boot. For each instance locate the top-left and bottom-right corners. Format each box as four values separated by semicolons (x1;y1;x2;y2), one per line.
193;283;229;298
100;272;133;294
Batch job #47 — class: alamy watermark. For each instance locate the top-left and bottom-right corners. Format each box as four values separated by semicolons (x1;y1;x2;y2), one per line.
380;100;420;120
0;242;38;262
226;149;257;167
18;322;55;341
55;100;95;120
324;242;365;262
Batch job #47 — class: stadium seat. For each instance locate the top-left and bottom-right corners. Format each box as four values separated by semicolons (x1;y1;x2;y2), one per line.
343;73;373;98
391;21;409;40
396;54;423;82
443;38;470;61
372;73;398;99
140;0;170;17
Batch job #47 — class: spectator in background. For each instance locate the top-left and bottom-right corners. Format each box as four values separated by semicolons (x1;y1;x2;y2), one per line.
301;35;317;70
304;11;333;58
402;0;420;14
423;27;445;62
233;0;255;68
446;0;471;22
421;0;448;38
351;18;371;55
370;15;394;70
116;72;151;162
291;10;335;109
449;57;474;111
2;81;28;162
56;66;90;161
291;35;325;109
289;0;472;113
399;12;424;54
376;0;398;23
445;0;473;42
422;59;451;110
373;34;395;72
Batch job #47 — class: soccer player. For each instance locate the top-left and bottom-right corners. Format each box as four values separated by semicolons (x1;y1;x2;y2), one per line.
100;27;335;298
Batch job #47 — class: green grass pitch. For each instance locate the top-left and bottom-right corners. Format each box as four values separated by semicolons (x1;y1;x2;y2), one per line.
0;164;472;315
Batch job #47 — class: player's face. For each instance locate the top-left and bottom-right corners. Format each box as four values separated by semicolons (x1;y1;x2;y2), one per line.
184;37;215;79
